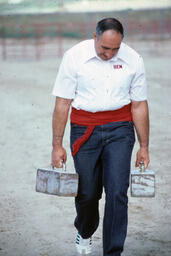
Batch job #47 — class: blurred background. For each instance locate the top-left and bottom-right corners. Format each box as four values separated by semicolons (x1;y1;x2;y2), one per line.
0;1;171;256
0;0;171;60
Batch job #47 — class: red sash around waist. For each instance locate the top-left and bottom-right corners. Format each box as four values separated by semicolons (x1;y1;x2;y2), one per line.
70;104;132;156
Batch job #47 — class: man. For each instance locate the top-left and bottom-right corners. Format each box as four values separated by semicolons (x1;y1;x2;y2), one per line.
51;18;149;256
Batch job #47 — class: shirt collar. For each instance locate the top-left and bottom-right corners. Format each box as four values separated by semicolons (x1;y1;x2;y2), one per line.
83;40;129;64
83;39;97;63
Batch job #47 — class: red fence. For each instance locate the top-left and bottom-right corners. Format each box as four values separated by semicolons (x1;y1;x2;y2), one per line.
0;18;171;60
0;22;87;60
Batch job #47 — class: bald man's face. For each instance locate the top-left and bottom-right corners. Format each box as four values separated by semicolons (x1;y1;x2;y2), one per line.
94;30;123;61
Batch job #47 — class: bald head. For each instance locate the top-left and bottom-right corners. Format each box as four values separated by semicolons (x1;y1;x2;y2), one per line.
96;18;124;39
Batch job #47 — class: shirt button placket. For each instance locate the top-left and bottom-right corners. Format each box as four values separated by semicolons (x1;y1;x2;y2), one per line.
104;63;111;109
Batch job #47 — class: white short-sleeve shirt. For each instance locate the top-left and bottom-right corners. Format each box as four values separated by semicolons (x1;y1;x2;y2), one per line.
52;39;147;112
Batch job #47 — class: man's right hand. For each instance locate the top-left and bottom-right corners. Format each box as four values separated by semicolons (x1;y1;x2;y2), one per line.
51;146;67;168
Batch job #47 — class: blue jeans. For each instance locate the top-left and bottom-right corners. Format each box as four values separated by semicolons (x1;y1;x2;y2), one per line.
70;121;135;256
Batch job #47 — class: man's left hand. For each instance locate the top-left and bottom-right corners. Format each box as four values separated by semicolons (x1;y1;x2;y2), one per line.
136;147;150;169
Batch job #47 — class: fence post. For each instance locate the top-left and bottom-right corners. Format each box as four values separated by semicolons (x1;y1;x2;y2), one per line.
35;24;41;60
153;20;159;51
21;24;27;59
58;23;63;58
81;22;86;40
159;9;164;40
129;21;134;45
1;27;7;60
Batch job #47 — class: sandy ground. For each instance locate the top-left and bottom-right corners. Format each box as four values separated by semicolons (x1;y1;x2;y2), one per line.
0;38;171;256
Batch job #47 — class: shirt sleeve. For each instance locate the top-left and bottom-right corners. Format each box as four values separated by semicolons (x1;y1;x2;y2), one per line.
52;50;77;99
130;56;147;101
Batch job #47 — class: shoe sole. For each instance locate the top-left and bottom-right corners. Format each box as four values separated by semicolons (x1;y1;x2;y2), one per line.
76;247;91;255
77;253;91;256
77;250;91;256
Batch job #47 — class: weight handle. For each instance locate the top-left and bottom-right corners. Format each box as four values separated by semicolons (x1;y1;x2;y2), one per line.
52;162;67;172
139;161;145;172
63;162;66;172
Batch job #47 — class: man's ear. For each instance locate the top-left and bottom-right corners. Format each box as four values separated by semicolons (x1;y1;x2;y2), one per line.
93;32;97;41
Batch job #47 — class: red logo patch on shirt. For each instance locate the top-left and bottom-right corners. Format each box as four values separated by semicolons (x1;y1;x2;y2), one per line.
113;65;122;69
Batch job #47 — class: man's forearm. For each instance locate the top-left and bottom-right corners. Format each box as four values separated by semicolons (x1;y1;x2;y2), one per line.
131;100;150;167
131;100;149;148
52;97;72;149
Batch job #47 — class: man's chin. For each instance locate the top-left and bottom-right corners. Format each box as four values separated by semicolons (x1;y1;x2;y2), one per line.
101;55;111;61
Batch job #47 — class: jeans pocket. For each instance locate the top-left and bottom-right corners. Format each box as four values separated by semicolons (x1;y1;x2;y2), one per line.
70;123;87;149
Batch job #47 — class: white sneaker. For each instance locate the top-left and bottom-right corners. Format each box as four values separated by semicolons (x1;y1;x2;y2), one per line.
76;233;92;255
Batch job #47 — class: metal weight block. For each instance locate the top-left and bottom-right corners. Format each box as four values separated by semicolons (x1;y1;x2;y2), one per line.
36;163;78;197
130;162;155;197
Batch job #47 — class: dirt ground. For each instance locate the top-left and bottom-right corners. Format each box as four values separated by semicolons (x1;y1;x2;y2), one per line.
0;38;171;256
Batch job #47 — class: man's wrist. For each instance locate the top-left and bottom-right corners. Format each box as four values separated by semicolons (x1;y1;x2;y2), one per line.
140;145;149;150
52;135;63;148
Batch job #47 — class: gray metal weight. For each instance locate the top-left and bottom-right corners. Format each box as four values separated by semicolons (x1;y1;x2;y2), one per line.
36;164;78;197
130;162;155;197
